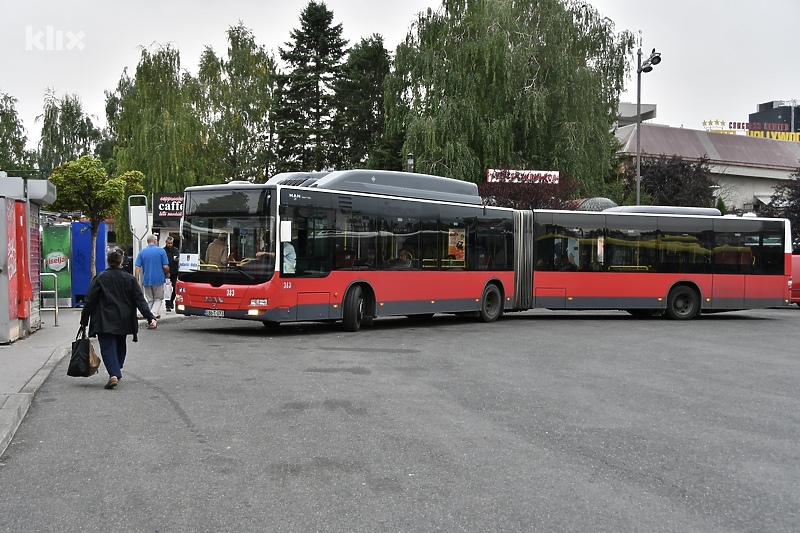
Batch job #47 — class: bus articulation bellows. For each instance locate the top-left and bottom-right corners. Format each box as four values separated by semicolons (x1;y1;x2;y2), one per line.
174;170;792;330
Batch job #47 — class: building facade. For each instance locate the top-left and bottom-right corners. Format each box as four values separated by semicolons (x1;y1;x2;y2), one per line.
615;122;800;213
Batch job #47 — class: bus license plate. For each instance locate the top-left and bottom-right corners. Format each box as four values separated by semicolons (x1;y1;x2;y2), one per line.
204;309;224;317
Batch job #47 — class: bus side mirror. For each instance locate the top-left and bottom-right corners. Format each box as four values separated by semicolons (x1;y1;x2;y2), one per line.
280;220;292;243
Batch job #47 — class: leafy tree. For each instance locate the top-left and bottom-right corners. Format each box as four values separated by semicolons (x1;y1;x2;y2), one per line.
275;0;347;171
197;23;279;182
330;35;391;169
0;91;36;172
36;90;100;177
112;45;207;196
46;156;133;276
764;169;800;249
385;0;634;188
624;154;718;207
478;170;581;209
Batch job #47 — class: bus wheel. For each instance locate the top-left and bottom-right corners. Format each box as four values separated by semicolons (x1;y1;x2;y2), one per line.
342;286;364;332
479;284;503;323
666;286;699;320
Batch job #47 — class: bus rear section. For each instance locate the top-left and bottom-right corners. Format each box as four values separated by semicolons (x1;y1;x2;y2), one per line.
523;209;791;319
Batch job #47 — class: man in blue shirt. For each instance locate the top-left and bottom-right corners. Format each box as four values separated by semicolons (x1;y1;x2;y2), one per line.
134;235;170;318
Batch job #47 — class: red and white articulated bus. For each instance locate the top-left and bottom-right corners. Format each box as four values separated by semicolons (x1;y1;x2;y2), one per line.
174;170;792;330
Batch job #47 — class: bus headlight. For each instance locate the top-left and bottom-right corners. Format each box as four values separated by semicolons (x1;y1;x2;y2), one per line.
250;298;268;306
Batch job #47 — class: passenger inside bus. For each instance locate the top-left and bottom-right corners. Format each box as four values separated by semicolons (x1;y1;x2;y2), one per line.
256;236;297;274
388;249;413;269
560;253;578;271
283;241;297;273
205;233;229;266
355;247;377;268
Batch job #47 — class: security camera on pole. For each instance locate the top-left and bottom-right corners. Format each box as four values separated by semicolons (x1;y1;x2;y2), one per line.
636;32;662;205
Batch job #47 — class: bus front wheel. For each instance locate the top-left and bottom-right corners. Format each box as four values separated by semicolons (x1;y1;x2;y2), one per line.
479;284;503;323
666;286;699;320
342;286;365;332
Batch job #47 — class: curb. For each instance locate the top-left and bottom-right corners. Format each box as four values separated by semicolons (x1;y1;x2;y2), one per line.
0;344;70;458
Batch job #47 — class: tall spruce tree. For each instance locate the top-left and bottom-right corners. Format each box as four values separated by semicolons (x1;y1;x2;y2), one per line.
275;1;347;172
330;35;391;169
385;0;634;190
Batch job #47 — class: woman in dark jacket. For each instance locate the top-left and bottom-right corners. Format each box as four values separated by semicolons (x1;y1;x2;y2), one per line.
80;248;157;389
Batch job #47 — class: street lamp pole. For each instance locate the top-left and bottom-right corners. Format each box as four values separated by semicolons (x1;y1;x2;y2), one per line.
636;48;643;206
635;41;661;206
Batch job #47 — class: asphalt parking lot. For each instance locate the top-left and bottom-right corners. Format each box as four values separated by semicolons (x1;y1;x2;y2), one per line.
1;307;799;532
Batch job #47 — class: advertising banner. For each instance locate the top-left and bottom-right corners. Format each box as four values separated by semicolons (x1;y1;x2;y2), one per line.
5;199;18;320
485;168;559;184
448;228;466;260
153;192;183;227
71;221;107;305
42;225;72;301
15;200;32;318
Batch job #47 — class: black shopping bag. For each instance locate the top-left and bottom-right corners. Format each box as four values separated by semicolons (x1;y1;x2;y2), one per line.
67;327;100;377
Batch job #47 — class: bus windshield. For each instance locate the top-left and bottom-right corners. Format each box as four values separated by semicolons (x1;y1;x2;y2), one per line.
181;187;276;283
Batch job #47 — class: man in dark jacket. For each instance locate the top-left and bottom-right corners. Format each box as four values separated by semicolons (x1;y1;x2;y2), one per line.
80;248;157;389
163;236;180;311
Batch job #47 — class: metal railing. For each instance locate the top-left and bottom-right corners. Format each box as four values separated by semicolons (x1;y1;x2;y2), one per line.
39;272;59;327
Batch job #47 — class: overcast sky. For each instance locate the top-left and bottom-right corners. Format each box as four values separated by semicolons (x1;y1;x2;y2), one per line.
3;0;799;151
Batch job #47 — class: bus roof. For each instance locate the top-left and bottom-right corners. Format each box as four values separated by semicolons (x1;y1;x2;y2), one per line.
265;171;330;187
301;170;484;205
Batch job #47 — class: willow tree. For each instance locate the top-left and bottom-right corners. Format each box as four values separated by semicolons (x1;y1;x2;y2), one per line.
385;0;635;192
112;45;207;196
197;23;278;182
36;90;100;177
47;156;132;276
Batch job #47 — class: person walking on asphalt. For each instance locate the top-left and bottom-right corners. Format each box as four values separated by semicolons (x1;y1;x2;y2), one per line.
80;248;157;389
134;234;170;318
163;236;180;312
